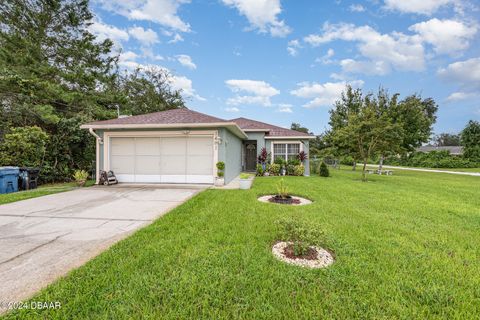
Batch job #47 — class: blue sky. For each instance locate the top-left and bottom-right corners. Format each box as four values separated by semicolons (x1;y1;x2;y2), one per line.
89;0;480;135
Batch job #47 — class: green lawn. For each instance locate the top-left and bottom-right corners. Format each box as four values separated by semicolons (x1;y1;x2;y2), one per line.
4;170;480;319
0;180;95;205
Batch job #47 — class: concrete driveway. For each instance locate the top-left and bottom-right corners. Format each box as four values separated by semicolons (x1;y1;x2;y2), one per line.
0;185;206;307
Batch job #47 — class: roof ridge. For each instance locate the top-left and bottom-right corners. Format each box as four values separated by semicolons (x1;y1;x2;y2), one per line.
231;117;312;136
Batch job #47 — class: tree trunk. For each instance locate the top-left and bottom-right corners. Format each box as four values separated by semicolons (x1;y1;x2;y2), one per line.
352;161;357;171
378;155;384;174
362;160;368;182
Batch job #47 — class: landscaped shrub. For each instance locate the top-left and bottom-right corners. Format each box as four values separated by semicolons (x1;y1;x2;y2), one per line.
287;159;301;166
293;165;304;176
216;162;225;177
0;126;49;168
319;162;330;177
269;163;281;175
286;164;295;176
73;170;89;186
384;151;479;168
275;216;327;256
297;151;308;163
256;164;264;176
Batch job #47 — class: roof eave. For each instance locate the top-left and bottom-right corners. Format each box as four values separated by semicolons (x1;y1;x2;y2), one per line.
80;122;248;139
264;135;316;139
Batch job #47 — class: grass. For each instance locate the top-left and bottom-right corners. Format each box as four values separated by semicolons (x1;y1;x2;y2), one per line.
364;163;480;173
4;170;480;319
0;180;95;205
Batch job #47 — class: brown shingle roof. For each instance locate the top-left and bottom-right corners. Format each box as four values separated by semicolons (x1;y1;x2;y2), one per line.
230;117;313;137
83;108;227;126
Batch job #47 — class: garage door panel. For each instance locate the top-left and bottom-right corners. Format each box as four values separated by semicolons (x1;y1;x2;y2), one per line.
111;155;134;174
161;137;186;155
135;138;160;155
186;156;212;175
187;137;213;155
111;138;135;155
161;156;186;175
135;156;160;175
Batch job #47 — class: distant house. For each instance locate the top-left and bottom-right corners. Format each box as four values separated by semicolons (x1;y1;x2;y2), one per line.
416;145;463;155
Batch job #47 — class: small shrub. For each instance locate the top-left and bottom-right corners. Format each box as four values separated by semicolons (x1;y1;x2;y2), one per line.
269;163;281;175
256;164;264;176
276;178;289;198
217;171;224;177
293;165;304;176
275;217;327;256
297;151;308;162
286;164;295;176
240;173;251;179
274;157;286;166
287;159;301;166
257;147;268;164
73;170;89;186
216;161;225;170
319;162;330;177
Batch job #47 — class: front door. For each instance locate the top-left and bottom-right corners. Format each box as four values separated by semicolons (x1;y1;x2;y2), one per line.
245;142;257;171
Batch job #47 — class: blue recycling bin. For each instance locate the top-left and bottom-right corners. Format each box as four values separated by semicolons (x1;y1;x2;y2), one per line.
0;167;20;194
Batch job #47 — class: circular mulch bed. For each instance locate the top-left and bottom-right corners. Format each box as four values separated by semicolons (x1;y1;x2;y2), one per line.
258;195;312;205
272;241;334;269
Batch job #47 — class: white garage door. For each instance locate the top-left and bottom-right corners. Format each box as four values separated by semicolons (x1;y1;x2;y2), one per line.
110;136;214;184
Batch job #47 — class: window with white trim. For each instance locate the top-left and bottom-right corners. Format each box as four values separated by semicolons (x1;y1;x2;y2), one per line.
273;143;301;162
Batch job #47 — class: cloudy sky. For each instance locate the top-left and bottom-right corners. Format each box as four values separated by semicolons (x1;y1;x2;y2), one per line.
89;0;479;135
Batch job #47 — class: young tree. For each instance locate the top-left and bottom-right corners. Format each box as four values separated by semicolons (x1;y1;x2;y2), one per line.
461;120;480;160
330;88;402;181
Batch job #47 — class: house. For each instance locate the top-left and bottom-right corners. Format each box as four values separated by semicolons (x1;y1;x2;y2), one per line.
416;145;463;155
80;108;314;185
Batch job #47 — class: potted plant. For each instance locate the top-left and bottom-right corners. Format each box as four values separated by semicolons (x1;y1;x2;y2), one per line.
239;173;253;189
215;162;225;186
73;170;89;187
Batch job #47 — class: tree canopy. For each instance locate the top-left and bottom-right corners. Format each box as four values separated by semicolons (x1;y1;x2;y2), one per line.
461;120;480;160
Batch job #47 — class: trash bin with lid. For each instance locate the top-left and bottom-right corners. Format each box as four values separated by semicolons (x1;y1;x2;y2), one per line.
0;167;20;194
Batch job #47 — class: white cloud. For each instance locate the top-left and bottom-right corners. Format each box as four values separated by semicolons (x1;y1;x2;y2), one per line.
349;4;365;12
287;39;301;56
339;59;390;75
168;33;184;43
222;0;291;37
225;107;240;112
409;19;477;55
290;80;364;108
128;26;159;45
170;75;206;101
225;79;280;106
176;54;197;69
97;0;191;32
305;23;425;74
438;57;480;90
89;20;129;44
383;0;455;15
315;48;335;65
277;103;293;113
118;51;142;69
445;91;477;101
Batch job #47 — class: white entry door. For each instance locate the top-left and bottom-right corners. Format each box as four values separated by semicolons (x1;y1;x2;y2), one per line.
109;135;214;184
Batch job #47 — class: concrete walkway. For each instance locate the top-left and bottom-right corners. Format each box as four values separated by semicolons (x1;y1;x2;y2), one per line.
365;164;480;176
0;185;206;309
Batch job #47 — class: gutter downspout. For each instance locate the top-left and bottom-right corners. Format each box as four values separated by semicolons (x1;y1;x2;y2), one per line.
87;128;102;185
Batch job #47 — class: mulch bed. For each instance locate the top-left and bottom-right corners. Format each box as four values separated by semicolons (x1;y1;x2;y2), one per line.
268;195;301;205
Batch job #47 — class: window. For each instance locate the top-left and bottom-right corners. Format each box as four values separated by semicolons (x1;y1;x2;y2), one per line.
273;143;301;162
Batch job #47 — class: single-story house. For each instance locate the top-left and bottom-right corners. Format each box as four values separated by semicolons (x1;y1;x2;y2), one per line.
416;145;463;155
80;108;314;185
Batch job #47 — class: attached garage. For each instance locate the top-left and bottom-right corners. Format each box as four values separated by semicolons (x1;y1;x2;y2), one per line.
107;133;216;184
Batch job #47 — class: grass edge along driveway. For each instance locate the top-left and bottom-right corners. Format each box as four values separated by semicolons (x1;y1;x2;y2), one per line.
3;170;480;319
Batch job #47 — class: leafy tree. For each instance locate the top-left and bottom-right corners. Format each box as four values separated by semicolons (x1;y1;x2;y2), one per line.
0;126;48;167
290;122;310;134
392;95;437;153
433;133;461;146
461;120;480;160
330;88;402;181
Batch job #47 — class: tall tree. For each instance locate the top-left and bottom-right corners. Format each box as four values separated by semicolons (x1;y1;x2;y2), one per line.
330;88;402;181
461;120;480;160
433;133;461;146
290;122;310;134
